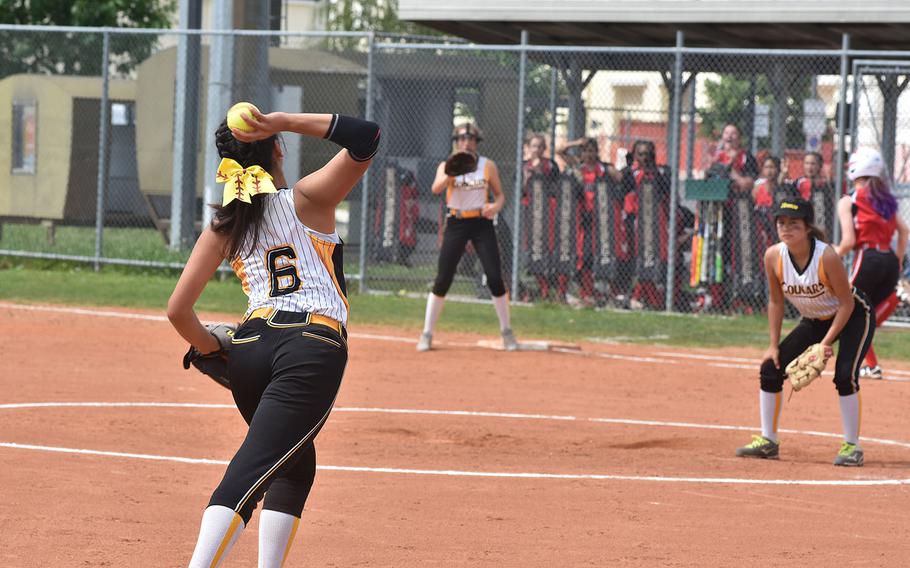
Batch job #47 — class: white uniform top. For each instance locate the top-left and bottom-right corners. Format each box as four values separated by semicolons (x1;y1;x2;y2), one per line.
446;156;491;211
230;188;349;325
777;239;840;320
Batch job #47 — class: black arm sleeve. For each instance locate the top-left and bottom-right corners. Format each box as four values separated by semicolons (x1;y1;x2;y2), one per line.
324;114;381;162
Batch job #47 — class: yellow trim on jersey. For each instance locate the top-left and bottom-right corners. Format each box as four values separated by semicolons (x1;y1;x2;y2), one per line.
210;513;243;568
818;248;830;290
231;257;251;295
775;248;784;287
484;158;493;202
308;234;350;313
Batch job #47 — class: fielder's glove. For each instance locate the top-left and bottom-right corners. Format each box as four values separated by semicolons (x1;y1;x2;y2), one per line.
444;151;478;177
182;323;235;390
785;343;830;392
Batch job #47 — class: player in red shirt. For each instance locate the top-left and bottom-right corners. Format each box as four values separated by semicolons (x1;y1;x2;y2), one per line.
521;133;564;301
558;137;622;306
836;148;909;379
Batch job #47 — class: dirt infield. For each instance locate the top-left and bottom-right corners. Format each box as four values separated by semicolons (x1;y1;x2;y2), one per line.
2;302;910;567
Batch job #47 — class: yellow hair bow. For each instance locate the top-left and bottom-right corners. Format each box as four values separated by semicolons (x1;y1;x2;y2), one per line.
215;157;278;206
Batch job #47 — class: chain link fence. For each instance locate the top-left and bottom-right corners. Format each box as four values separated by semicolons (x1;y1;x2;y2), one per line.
1;26;908;321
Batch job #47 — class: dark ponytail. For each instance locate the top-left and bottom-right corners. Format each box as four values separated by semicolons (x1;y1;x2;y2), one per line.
210;121;279;260
807;221;826;243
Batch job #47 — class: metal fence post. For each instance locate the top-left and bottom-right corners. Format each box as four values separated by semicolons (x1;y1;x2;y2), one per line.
665;31;684;312
834;33;850;247
358;31;376;293
203;0;235;230
511;30;529;299
548;66;558;154
93;29;111;272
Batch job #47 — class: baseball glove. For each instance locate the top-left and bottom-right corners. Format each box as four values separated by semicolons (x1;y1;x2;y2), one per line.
182;323;235;390
785;343;830;392
444;151;478;176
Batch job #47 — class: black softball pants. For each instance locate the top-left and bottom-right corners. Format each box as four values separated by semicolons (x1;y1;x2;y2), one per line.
211;312;348;524
851;249;900;307
759;290;875;396
432;217;507;297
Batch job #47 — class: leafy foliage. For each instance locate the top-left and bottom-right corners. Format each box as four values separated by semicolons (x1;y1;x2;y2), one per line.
699;73;813;149
0;0;175;78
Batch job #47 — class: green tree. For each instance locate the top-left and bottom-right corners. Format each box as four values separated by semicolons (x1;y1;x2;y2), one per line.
322;0;440;37
699;74;812;150
0;0;175;78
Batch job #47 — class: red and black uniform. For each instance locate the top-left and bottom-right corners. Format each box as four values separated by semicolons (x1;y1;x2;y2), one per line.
570;162;622;301
793;176;836;242
371;164;419;266
849;186;900;307
521;158;571;300
707;148;760;310
623;162;672;309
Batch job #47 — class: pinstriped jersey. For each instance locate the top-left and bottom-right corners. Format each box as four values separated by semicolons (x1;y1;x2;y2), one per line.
230;188;349;325
446;156;491;210
777;239;839;320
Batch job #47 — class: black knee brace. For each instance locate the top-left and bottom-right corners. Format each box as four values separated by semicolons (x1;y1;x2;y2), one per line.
759;358;785;393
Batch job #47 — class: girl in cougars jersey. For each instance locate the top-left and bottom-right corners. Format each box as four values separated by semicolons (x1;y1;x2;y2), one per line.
168;107;379;567
736;198;874;467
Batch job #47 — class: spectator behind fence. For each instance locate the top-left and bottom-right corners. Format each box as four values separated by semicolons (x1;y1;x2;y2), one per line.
558;137;623;307
521;133;567;302
622;140;672;310
792;152;836;240
706;123;760;312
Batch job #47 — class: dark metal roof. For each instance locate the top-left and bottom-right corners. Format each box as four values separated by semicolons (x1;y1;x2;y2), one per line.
408;21;910;51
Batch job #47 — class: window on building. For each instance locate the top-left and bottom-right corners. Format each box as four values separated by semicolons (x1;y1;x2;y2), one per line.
12;101;37;174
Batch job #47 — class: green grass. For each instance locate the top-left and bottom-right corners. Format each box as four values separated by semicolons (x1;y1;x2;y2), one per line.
2;265;907;361
0;222;191;264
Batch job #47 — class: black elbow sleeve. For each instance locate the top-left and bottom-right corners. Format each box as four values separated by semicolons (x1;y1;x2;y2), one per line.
324;114;381;162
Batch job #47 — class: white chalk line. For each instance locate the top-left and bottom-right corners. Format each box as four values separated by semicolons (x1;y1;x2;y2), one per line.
1;441;907;486
2;401;910;486
3;302;908;379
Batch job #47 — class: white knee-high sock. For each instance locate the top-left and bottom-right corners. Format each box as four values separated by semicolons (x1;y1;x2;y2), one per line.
759;390;782;442
188;505;245;568
491;293;511;332
259;509;301;568
423;293;445;334
839;392;861;445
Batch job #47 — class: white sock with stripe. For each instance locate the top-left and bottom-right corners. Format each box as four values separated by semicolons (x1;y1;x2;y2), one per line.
838;392;861;445
188;505;245;568
423;293;445;334
491;293;511;332
258;509;301;568
759;390;782;442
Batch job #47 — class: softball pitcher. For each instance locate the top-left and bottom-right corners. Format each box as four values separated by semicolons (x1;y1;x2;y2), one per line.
167;108;379;567
736;198;874;466
417;122;518;352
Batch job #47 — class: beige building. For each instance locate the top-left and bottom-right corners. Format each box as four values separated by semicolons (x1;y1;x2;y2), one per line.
0;75;137;222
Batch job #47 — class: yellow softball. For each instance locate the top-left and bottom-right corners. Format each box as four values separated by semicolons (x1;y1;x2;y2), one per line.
227;102;260;133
